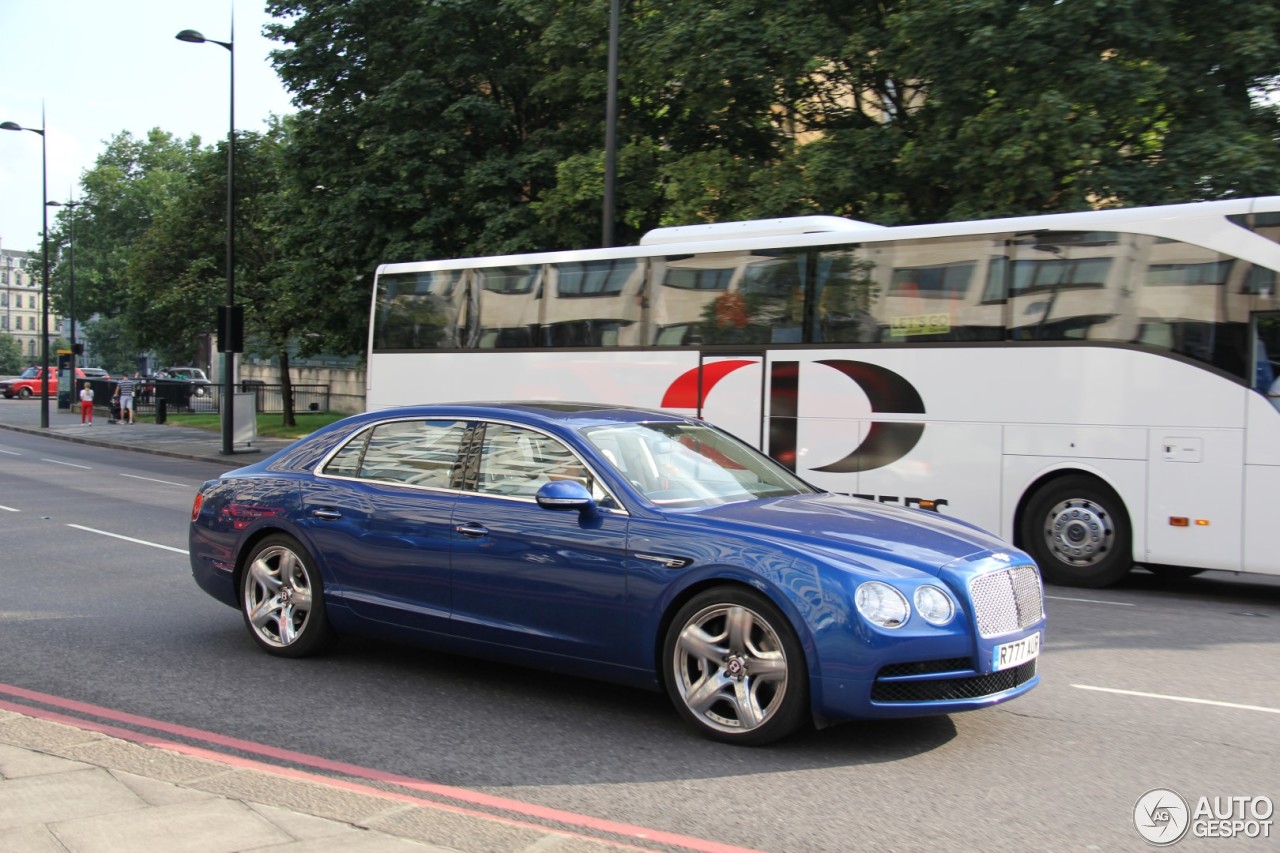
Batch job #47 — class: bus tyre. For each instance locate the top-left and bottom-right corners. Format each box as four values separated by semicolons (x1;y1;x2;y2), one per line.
1020;475;1132;589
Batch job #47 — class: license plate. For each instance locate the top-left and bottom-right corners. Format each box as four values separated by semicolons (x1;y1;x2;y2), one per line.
991;632;1040;671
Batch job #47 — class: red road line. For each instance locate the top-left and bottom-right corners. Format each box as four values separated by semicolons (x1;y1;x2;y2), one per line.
0;697;626;847
0;682;763;853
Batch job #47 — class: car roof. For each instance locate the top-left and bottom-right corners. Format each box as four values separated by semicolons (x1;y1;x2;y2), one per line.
357;401;692;431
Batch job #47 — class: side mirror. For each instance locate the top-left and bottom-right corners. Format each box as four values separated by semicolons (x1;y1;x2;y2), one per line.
535;479;596;512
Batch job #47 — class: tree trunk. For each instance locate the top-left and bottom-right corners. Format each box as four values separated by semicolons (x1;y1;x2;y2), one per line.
279;349;296;427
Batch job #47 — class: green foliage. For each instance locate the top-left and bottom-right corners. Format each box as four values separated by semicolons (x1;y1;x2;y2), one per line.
81;316;143;376
0;333;23;375
42;0;1280;366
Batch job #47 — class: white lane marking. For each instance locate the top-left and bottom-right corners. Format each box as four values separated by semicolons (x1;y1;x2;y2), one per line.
41;458;92;470
120;473;190;488
1072;684;1279;715
1046;595;1135;606
0;449;20;456
0;505;20;512
67;524;189;555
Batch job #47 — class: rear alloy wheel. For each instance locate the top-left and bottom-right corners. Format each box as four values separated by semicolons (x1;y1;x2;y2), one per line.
1020;475;1132;588
240;534;331;657
663;587;807;745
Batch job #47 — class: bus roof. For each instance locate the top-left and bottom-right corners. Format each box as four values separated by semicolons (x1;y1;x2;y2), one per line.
375;196;1280;275
639;215;883;245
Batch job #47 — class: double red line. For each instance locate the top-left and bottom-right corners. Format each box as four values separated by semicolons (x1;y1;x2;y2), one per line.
0;682;762;853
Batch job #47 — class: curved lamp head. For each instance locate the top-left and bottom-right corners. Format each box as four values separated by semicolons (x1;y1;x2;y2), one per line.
175;29;207;43
0;121;24;131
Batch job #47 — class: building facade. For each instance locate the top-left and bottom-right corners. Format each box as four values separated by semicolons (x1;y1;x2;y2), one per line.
1;246;49;363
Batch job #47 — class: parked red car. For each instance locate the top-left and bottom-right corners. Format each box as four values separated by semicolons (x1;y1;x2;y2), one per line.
0;366;86;399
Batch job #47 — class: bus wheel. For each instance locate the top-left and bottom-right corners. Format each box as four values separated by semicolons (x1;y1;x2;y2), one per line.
1020;475;1132;589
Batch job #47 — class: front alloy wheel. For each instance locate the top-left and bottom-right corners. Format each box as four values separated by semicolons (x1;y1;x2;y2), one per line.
240;534;331;657
663;588;807;745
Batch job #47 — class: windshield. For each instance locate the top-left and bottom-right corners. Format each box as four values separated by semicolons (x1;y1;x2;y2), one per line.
582;421;816;507
19;367;38;378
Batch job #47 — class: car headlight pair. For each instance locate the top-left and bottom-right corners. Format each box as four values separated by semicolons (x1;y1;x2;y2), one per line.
854;581;955;629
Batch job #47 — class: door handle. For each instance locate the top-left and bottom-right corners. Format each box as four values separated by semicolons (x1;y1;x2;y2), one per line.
310;509;342;521
454;522;489;537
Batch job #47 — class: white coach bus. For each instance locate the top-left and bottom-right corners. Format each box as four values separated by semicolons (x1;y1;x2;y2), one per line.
367;198;1280;588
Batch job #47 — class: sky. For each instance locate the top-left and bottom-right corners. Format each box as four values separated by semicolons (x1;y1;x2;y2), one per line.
0;0;296;253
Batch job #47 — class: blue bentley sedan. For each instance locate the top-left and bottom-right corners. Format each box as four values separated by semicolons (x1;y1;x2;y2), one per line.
189;402;1044;744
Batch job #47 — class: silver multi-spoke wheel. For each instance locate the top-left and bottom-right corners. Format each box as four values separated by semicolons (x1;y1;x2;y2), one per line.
240;535;330;657
664;588;806;744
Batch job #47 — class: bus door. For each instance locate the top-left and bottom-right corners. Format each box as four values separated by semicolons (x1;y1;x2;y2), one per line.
690;351;767;451
1243;311;1280;575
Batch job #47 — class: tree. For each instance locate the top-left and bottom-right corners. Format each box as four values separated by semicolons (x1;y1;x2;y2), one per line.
47;130;202;364
798;0;1280;222
124;124;310;425
81;317;142;377
0;333;22;375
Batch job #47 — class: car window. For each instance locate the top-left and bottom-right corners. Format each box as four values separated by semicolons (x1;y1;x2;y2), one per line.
474;423;614;506
583;421;815;506
323;419;467;488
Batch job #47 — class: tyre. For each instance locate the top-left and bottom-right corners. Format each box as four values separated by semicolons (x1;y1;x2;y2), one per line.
662;587;808;745
239;534;332;657
17;387;32;399
1020;475;1132;588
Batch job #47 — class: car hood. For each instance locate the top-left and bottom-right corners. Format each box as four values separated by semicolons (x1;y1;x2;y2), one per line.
687;492;1018;577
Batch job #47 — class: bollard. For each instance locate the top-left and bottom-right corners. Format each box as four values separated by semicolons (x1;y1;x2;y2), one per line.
156;398;168;424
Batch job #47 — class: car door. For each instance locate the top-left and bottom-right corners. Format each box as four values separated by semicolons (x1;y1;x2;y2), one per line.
449;421;633;666
300;417;468;634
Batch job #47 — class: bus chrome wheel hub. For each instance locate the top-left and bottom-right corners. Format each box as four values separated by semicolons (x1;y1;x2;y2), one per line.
1045;498;1112;566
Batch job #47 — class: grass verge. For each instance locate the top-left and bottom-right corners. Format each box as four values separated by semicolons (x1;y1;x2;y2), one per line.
158;411;348;440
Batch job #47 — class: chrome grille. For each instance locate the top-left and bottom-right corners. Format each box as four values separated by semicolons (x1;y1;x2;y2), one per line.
969;565;1043;638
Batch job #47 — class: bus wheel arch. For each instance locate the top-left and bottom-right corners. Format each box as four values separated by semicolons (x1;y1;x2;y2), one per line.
1015;472;1133;589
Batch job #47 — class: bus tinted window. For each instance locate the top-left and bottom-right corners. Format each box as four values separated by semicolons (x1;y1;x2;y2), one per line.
545;259;644;346
650;251;806;346
369;214;1280;379
477;266;540;348
372;270;469;350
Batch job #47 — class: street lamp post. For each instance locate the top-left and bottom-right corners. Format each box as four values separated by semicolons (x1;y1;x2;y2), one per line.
1;110;51;429
47;199;82;380
602;0;619;248
177;24;239;456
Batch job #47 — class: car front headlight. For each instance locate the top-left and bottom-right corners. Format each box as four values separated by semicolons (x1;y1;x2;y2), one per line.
913;584;955;626
855;581;910;629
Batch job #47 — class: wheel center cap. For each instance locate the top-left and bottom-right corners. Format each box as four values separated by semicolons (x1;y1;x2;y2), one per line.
725;656;747;680
279;587;293;604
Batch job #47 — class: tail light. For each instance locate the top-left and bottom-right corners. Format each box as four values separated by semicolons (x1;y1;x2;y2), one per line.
191;491;205;522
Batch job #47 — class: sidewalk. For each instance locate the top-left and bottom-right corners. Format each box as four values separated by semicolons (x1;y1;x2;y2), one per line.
0;399;652;853
0;397;295;465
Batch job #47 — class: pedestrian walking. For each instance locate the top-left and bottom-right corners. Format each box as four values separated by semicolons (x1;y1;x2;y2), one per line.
79;382;94;425
115;374;135;424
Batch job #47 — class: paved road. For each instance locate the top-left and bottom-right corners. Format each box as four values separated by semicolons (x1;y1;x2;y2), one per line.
1;404;1277;851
